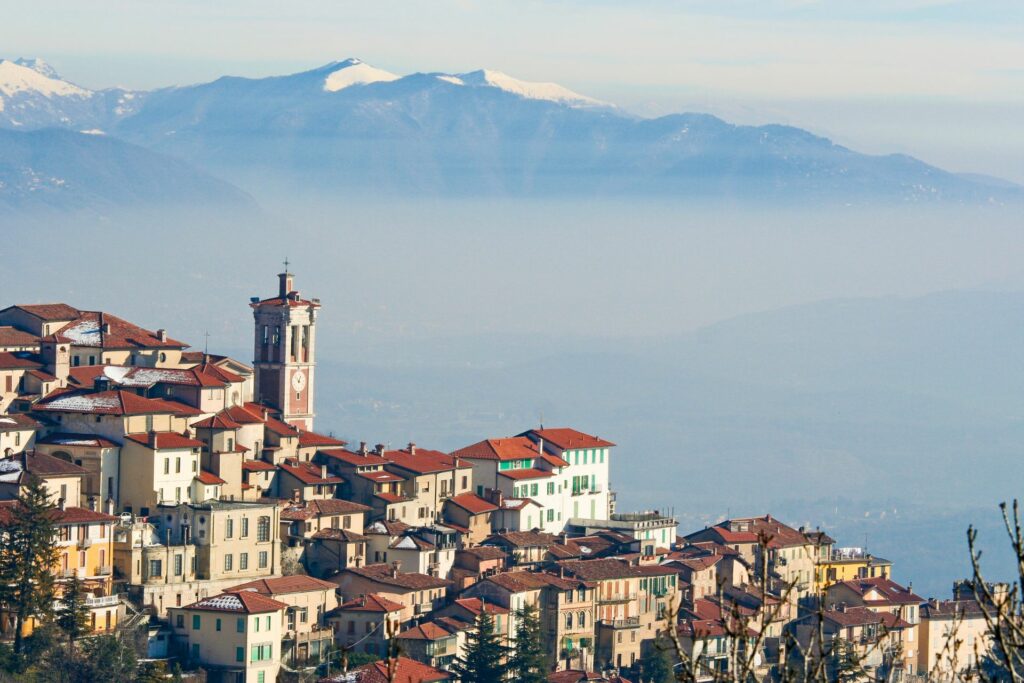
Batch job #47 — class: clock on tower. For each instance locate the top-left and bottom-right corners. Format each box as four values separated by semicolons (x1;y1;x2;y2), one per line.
250;268;321;430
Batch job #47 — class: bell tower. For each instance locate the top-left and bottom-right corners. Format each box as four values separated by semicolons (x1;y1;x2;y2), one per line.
250;266;320;430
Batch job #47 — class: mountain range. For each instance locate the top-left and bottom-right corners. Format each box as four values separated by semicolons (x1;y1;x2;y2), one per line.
1;56;1021;207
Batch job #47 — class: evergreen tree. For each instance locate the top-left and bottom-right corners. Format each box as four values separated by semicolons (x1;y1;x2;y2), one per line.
639;635;675;683
55;575;91;651
79;635;138;682
0;477;59;655
451;609;509;683
509;603;548;683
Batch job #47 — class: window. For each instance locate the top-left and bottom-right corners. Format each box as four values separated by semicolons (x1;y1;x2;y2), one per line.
163;459;170;474
236;646;244;662
174;554;183;576
191;643;199;660
216;618;222;631
577;611;586;627
258;551;268;569
192;459;197;472
257;516;270;542
347;621;355;634
175;457;181;473
224;554;233;571
547;509;554;522
226;518;234;539
241;517;249;537
343;515;351;529
240;552;248;570
258;673;265;683
192;615;201;630
149;559;162;577
547;482;555;495
565;613;572;628
176;614;184;628
237;617;245;633
461;475;468;489
530;483;539;496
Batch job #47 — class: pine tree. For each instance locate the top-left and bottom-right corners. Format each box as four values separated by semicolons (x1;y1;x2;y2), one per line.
451;608;509;683
509;603;548;683
0;476;59;655
639;635;675;683
56;574;92;650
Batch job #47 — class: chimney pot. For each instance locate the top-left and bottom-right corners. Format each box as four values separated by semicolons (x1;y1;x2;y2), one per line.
375;444;385;455
320;464;327;479
58;497;66;511
408;442;416;455
88;496;97;511
359;441;368;455
105;497;115;515
156;328;167;342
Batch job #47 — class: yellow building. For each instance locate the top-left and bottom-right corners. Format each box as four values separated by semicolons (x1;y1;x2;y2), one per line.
0;499;122;638
815;547;892;592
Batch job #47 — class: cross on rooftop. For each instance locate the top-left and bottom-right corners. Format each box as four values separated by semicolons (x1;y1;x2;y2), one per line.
283;256;290;272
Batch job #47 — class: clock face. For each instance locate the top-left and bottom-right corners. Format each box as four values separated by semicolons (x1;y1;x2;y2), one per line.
291;370;307;392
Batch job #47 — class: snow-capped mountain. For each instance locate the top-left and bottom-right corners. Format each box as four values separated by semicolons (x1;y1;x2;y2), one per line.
0;58;141;131
2;57;1019;203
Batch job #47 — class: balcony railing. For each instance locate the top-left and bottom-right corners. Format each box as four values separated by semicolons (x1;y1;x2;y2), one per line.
62;569;80;578
599;616;641;629
79;538;93;548
598;592;637;604
85;594;120;608
413;603;434;615
93;565;113;576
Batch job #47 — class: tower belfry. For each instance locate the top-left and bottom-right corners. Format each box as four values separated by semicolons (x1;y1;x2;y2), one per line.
250;268;320;430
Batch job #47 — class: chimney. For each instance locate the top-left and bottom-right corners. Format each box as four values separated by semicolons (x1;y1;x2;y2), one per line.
390;560;401;578
375;444;385;456
359;441;368;456
408;442;416;456
101;322;111;335
156;329;167;342
320;464;327;479
279;272;294;298
292;488;301;503
58;497;66;511
149;430;158;448
88;496;97;512
105;497;115;515
537;438;544;454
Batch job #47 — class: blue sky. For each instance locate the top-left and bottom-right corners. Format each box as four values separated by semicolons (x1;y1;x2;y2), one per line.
5;0;1023;180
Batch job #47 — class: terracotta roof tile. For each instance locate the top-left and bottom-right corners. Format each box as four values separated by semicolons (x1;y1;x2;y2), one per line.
523;428;615;450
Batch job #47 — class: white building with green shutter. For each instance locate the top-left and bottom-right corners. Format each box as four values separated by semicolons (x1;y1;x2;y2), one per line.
451;427;615;534
168;589;287;683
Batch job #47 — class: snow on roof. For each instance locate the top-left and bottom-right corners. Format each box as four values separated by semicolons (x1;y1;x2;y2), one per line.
194;594;243;610
43;393;122;411
0;418;15;425
394;535;421;550
60;319;101;346
0;59;92;99
323;59;399;92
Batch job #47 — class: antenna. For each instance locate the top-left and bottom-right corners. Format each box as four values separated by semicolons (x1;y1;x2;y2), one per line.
204;330;210;355
539;411;544;430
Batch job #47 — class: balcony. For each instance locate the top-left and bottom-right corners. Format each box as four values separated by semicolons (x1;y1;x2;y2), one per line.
413;603;434;615
79;538;93;548
597;592;637;604
61;569;80;578
93;565;113;577
85;594;120;608
599;616;641;629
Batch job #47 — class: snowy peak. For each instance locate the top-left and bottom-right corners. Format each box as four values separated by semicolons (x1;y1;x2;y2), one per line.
456;69;607;108
322;58;399;92
0;59;92;99
14;58;61;80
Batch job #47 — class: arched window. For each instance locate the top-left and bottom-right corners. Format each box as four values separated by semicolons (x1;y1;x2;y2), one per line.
564;613;572;629
577;611;586;628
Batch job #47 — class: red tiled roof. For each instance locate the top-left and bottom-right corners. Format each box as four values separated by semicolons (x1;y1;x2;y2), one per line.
185;590;288;614
486;530;557;547
52;310;186;350
320;448;389;467
0;352;41;370
0;413;41;431
228;575;337;595
559;558;678;581
525;428;615;450
374;492;412;504
0;327;39;347
298;430;347;448
342;563;450;590
548;671;633;683
53;506;119;524
335;593;404;613
278;460;343;485
242;460;277;472
4;304;80;321
832;576;925;605
486;570;580;593
396;622;454;641
280;498;370;520
265;416;301;437
446;492;498;515
36;432;119;448
196;469;226;485
223;403;267;425
451;436;541;462
311;528;369;542
384;447;470;475
193;413;243;430
498;467;553;480
124;432;204;449
36;389;197;416
341;656;451;683
453;597;510;616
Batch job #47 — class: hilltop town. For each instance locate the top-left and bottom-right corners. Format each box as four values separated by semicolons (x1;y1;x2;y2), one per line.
0;272;1002;683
